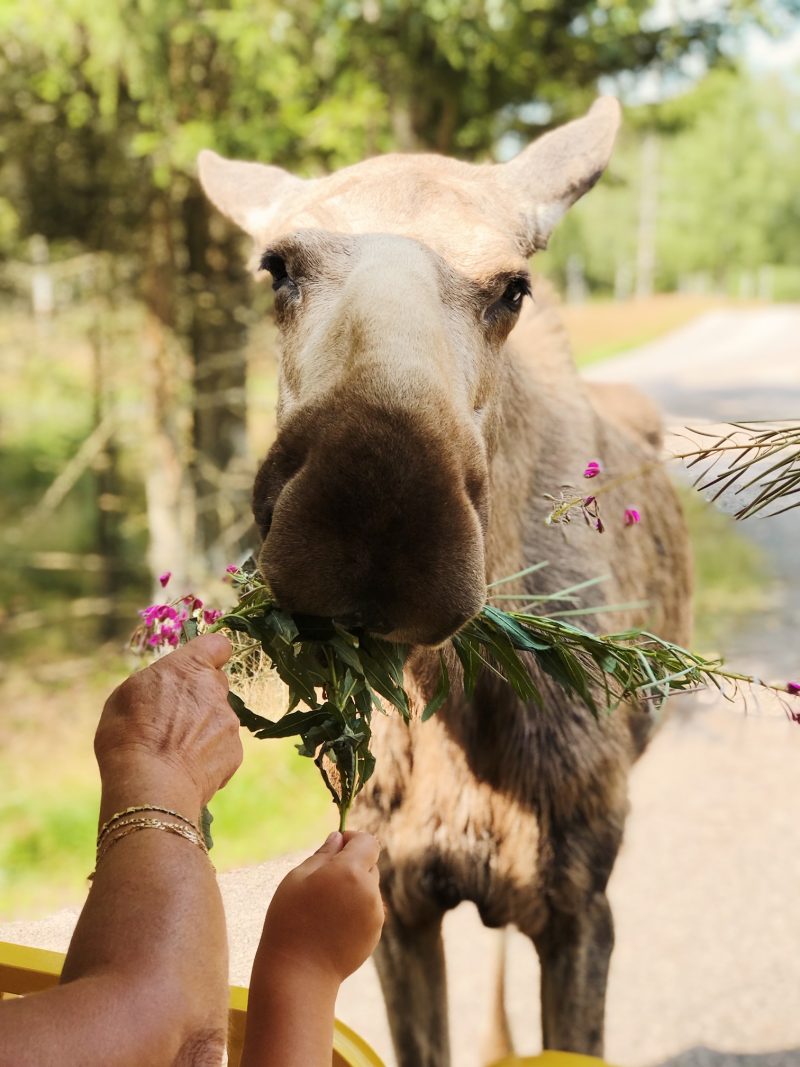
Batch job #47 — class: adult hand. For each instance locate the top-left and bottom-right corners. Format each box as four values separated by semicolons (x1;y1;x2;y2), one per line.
94;633;242;812
259;831;385;983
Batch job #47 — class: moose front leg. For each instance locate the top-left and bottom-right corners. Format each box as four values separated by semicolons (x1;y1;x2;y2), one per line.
532;891;614;1055
373;911;450;1067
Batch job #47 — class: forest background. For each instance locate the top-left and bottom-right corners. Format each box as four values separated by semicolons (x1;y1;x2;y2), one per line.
1;0;798;918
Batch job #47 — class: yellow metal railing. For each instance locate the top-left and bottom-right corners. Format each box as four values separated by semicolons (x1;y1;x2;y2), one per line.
0;940;383;1067
1;939;615;1067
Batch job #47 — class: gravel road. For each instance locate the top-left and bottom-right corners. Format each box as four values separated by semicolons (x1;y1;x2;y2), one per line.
2;307;799;1067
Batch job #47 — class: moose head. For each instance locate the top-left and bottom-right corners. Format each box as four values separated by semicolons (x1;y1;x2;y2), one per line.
199;98;620;646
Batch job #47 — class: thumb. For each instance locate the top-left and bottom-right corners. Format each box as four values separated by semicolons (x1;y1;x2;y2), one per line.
178;632;233;669
314;830;344;856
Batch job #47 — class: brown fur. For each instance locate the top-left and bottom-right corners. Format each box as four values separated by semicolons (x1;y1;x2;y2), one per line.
198;99;692;1065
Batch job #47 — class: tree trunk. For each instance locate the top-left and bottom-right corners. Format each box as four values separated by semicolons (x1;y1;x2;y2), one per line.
89;308;123;639
635;132;659;299
140;191;196;594
183;188;254;574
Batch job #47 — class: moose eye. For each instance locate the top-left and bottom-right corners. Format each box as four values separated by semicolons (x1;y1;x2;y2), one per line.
500;276;531;311
259;252;293;293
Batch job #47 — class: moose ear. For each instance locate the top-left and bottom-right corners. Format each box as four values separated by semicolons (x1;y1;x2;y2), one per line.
501;97;621;254
197;149;304;237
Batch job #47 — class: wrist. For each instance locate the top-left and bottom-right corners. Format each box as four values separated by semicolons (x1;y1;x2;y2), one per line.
242;956;338;1066
98;751;203;826
251;948;340;1008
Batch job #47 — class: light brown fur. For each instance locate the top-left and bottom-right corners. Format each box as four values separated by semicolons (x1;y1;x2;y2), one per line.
199;99;692;1065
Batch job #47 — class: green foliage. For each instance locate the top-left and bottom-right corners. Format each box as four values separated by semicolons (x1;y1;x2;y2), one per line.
544;67;800;295
218;567;413;829
680;422;800;520
211;552;795;831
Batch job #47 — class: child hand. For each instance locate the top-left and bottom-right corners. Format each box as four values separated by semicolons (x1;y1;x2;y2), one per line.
257;830;384;984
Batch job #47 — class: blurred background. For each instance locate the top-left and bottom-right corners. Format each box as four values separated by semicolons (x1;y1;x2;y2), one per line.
1;0;798;921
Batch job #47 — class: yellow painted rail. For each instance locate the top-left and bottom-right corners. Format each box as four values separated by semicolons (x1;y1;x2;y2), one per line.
490;1055;616;1067
0;940;383;1067
1;940;615;1067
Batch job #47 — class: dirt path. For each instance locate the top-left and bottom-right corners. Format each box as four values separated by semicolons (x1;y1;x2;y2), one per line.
3;308;799;1067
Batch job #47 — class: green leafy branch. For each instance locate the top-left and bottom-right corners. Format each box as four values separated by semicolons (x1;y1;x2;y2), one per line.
211;567;413;830
674;421;800;520
206;563;799;829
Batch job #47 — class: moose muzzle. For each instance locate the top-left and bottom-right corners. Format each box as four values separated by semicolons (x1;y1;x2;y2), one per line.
252;392;488;646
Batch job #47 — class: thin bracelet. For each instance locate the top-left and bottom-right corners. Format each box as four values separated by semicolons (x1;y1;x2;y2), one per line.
97;818;208;861
97;805;200;845
98;814;205;853
90;819;212;880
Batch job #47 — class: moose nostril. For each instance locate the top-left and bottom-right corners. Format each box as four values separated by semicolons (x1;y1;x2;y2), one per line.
253;502;274;538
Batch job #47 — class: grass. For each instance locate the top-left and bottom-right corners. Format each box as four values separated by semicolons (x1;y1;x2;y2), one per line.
680;485;773;652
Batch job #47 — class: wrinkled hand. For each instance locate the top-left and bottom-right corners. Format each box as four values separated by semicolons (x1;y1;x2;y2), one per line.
259;831;384;983
95;633;242;809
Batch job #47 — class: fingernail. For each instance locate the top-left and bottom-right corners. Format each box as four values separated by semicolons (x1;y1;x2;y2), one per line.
326;831;342;844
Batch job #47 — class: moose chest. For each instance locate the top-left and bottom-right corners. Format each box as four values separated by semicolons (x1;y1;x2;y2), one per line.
355;674;632;934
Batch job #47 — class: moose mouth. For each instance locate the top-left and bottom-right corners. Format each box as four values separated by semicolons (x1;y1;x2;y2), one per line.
251;393;489;648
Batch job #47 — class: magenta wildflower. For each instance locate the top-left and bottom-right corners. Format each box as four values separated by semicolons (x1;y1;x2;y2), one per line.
787;681;800;696
159;571;171;588
134;582;225;656
140;603;170;627
624;508;641;527
226;564;239;575
583;460;602;479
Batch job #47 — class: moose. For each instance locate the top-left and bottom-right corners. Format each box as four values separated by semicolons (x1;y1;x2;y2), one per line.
199;98;692;1066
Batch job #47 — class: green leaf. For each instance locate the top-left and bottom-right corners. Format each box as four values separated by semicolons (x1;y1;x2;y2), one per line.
200;805;214;851
421;653;450;722
228;692;335;740
482;604;551;651
452;633;481;695
327;635;364;675
360;636;410;719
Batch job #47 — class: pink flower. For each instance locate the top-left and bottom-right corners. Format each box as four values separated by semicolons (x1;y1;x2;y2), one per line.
787;682;800;696
159;572;171;588
583;460;602;479
203;609;223;625
140;603;168;627
226;564;239;575
624;508;641;527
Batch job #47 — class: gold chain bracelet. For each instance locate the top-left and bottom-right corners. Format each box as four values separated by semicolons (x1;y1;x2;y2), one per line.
90;812;212;881
97;804;200;845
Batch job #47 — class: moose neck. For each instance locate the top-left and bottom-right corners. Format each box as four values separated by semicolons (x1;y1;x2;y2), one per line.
483;308;592;590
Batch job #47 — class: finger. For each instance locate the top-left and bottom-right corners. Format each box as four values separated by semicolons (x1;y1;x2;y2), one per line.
314;830;345;856
214;667;231;693
179;632;233;668
338;831;380;869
